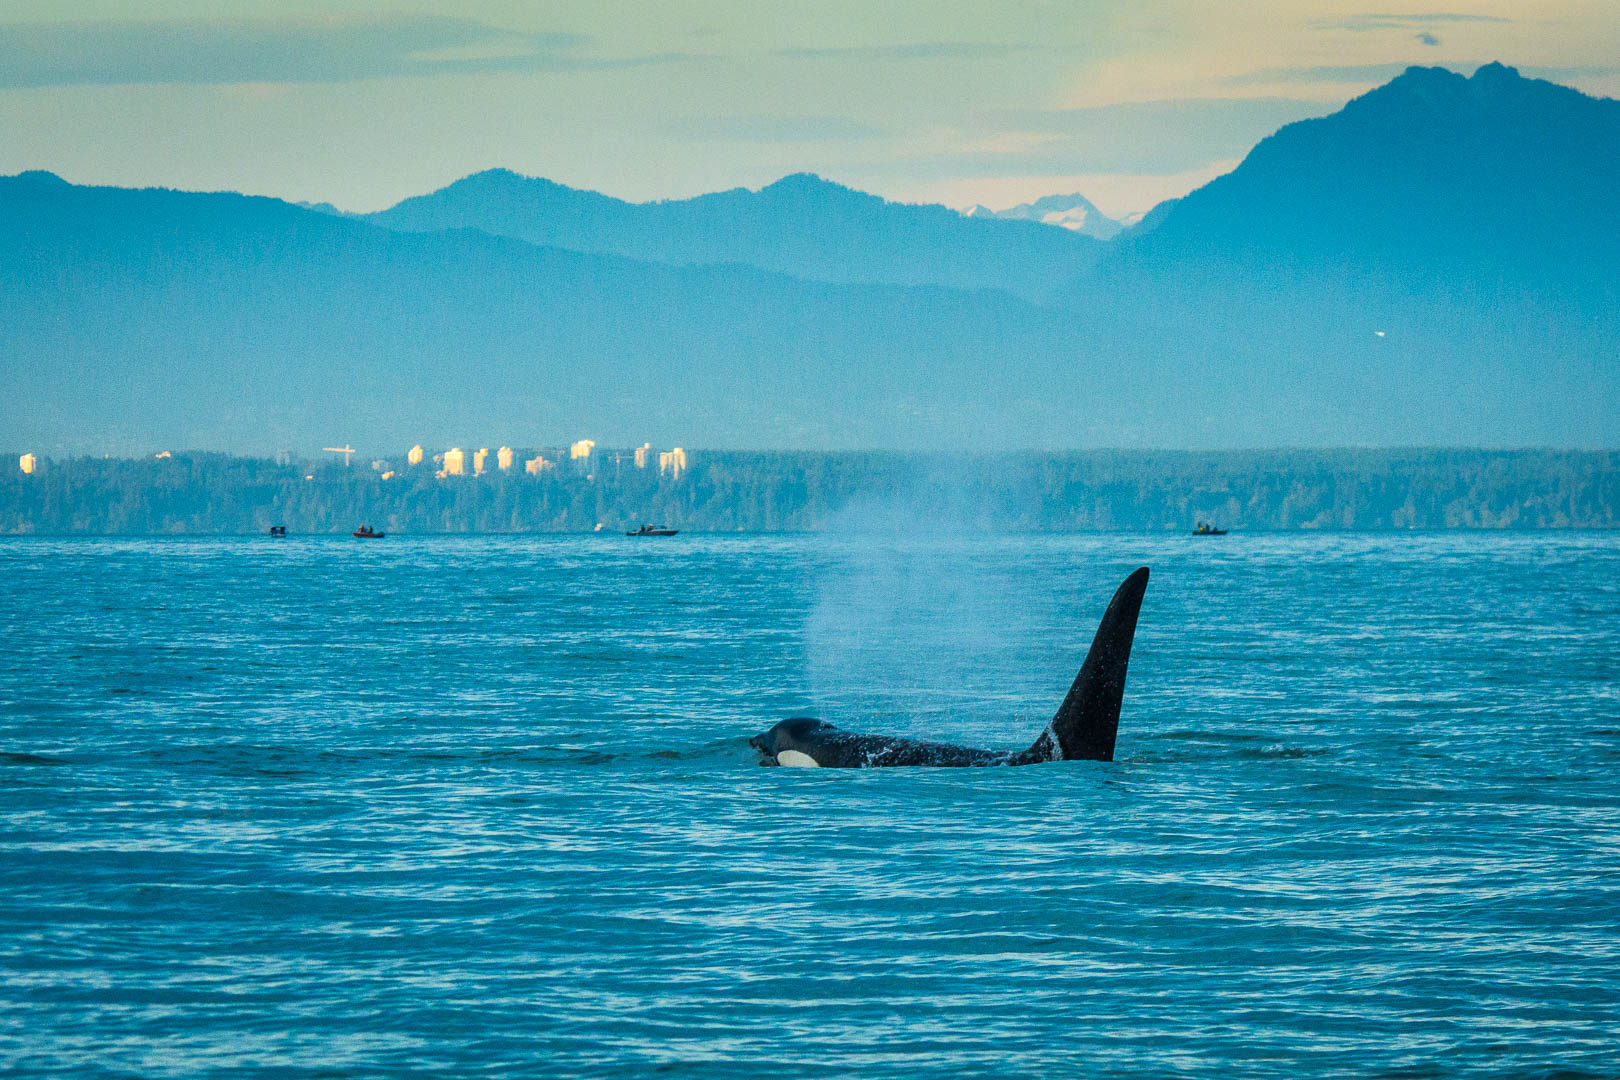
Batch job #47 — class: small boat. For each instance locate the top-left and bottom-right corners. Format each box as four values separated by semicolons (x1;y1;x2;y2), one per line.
268;525;287;537
626;524;678;537
1192;521;1228;536
353;525;386;539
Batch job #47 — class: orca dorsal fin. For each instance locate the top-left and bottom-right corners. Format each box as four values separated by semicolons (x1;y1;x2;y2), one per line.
1026;566;1149;763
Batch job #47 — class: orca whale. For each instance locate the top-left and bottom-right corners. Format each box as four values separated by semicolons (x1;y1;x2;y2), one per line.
750;566;1149;768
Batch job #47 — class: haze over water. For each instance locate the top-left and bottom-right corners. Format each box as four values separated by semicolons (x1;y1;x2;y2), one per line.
2;533;1618;1078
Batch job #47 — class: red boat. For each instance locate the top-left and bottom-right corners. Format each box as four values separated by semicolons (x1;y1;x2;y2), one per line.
353;525;386;539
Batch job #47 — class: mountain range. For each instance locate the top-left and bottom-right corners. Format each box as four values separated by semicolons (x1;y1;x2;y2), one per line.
1105;62;1620;300
365;170;1101;304
1;63;1615;454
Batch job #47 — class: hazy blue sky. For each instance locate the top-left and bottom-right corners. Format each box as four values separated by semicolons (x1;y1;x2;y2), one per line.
1;1;1614;217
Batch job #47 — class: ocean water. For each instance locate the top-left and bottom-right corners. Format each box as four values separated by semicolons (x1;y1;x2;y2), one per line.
1;533;1617;1079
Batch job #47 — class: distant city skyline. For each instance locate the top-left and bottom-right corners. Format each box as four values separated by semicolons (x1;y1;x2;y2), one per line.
1;2;1616;218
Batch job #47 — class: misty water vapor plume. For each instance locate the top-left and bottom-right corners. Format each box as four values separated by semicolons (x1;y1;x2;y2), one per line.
802;462;1078;747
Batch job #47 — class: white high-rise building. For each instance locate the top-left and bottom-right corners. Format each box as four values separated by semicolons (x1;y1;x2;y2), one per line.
18;453;35;475
407;445;424;466
658;447;687;480
497;447;514;471
443;448;466;476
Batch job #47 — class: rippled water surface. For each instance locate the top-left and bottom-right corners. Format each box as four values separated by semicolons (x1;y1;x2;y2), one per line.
2;533;1618;1078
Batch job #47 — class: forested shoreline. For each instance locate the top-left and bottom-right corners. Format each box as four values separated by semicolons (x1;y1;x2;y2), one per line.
2;449;1616;534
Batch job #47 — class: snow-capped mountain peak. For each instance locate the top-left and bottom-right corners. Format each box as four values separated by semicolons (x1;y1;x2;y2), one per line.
958;193;1122;240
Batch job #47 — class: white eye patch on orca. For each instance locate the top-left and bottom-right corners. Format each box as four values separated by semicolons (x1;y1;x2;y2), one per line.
775;750;820;768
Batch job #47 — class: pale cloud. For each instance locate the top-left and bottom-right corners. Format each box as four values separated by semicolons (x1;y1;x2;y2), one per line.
1219;60;1620;89
776;42;1041;61
1064;0;1616;105
670;114;885;142
955;131;1075;156
813;96;1322;197
964;97;1331;173
0;15;689;89
217;81;298;102
1217;62;1427;86
1309;12;1512;33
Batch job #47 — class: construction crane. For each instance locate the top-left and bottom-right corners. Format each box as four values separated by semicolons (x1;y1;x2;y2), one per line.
323;445;356;466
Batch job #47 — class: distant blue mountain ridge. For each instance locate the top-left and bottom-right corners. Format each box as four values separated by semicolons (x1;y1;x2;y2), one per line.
1;63;1615;453
365;170;1103;304
1103;62;1620;300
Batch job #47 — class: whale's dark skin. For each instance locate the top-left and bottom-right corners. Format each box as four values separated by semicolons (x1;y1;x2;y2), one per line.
750;567;1149;768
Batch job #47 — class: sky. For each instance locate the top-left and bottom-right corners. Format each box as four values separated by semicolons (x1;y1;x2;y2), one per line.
0;1;1616;219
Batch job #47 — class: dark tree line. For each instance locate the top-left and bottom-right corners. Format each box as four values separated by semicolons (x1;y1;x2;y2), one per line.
2;449;1617;534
